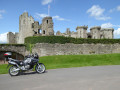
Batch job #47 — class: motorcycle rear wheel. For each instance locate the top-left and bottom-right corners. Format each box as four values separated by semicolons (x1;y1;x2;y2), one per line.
35;63;46;74
9;66;20;76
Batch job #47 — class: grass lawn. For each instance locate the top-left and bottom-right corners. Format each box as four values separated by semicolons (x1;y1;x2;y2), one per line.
0;53;120;74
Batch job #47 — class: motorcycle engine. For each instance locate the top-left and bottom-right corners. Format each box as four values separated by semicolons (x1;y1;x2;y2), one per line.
25;65;30;69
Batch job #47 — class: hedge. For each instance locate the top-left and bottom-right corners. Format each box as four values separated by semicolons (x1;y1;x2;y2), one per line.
25;36;120;44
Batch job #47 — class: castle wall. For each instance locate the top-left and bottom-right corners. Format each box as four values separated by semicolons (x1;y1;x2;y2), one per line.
101;28;114;39
71;32;77;38
41;17;54;36
90;26;101;39
7;32;15;44
18;12;34;44
76;26;88;38
32;43;120;57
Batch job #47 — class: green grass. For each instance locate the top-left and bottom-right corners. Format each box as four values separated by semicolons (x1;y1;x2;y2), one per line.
39;54;120;69
1;53;120;74
0;64;9;74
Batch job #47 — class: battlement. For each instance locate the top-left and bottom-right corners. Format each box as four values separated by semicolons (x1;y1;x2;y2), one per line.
101;28;114;31
42;17;52;22
76;26;88;30
20;12;28;18
90;26;101;30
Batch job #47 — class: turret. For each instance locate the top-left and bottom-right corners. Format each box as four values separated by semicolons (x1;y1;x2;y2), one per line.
76;26;88;38
101;28;114;39
41;17;54;36
90;26;101;39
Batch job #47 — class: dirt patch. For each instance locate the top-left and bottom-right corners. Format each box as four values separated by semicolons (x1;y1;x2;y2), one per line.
0;60;8;65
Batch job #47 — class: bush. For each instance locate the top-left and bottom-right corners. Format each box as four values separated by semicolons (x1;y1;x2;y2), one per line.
25;36;120;44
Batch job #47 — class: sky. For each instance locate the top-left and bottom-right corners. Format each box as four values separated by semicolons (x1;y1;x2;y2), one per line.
0;0;120;43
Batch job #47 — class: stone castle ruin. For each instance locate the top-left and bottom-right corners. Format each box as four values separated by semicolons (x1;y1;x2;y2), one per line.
7;12;114;44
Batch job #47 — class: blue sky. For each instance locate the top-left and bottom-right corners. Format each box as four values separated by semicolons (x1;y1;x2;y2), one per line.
0;0;120;43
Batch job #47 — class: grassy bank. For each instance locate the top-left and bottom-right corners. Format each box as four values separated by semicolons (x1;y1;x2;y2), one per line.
0;53;120;74
40;54;120;69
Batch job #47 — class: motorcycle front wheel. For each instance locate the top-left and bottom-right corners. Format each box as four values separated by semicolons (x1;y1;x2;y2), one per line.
35;63;46;74
9;66;20;76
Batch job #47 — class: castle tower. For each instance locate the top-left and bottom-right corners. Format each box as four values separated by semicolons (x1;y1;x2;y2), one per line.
90;26;101;39
7;32;16;44
18;12;34;44
41;17;54;36
66;28;71;35
76;26;88;38
56;31;61;36
101;28;114;39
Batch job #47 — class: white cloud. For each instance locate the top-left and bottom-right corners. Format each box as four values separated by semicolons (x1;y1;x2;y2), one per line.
0;10;5;13
87;5;111;21
0;14;2;19
42;0;53;5
35;13;48;19
53;16;65;21
109;5;120;13
114;28;120;38
96;16;111;21
101;23;120;28
35;13;68;21
0;32;8;43
101;23;113;28
87;5;104;17
0;9;5;19
109;8;116;13
114;28;120;35
117;6;120;11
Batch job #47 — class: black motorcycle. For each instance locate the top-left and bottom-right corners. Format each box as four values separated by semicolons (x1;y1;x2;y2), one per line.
4;52;46;76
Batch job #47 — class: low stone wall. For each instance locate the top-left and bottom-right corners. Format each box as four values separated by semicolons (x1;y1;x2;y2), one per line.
32;43;120;57
0;45;26;56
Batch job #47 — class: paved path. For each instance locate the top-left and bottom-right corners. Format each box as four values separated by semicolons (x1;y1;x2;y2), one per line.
0;65;120;90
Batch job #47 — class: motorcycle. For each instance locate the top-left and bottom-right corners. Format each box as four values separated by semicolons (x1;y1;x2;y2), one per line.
4;52;46;76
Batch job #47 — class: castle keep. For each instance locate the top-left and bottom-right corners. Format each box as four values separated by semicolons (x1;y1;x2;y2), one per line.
7;12;114;44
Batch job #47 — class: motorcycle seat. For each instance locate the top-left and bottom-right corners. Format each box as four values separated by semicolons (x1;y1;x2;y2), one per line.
10;58;23;65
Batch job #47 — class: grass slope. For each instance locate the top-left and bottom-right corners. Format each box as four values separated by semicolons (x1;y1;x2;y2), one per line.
0;53;120;74
40;54;120;69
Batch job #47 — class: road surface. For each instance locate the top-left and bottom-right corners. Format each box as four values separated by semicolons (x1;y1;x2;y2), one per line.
0;65;120;90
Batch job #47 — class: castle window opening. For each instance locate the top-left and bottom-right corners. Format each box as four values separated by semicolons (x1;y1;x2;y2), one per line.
47;20;48;24
38;29;41;34
43;30;45;34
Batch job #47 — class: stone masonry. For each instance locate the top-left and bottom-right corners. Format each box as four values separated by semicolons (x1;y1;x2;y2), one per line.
7;12;114;44
1;43;120;57
32;43;120;57
7;12;54;44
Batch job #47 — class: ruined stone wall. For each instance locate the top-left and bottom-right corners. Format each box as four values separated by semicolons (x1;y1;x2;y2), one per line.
101;28;114;39
32;43;120;57
7;32;15;44
76;26;88;38
18;12;34;44
0;45;26;56
41;17;54;36
90;26;101;39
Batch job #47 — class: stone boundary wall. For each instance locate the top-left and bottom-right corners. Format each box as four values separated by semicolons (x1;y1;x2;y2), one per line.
32;43;120;57
0;45;26;56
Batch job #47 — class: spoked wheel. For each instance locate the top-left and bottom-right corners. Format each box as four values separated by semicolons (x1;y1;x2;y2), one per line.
9;66;20;76
35;63;46;74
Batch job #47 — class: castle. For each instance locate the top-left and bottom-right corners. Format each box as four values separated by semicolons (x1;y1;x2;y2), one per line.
7;12;114;44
